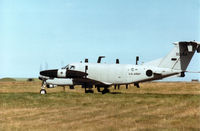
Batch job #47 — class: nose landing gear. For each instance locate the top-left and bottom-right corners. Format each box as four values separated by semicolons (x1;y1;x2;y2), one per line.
40;89;47;94
40;81;47;94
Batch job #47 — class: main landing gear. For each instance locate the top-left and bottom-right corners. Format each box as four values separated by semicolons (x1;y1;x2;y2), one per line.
96;86;110;94
83;85;94;93
102;88;110;94
134;83;140;88
85;89;94;93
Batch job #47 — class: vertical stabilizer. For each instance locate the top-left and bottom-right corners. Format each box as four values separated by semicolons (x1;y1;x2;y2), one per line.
158;41;200;71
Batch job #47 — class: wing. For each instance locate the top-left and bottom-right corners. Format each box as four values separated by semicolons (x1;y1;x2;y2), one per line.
66;70;111;86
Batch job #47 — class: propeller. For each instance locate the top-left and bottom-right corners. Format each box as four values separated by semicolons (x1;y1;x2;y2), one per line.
45;62;48;70
39;64;43;72
61;60;64;67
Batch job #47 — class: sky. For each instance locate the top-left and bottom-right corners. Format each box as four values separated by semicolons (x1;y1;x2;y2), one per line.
0;0;199;81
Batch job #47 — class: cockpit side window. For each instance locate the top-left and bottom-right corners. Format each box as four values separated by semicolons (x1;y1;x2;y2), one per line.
61;65;75;70
70;65;75;70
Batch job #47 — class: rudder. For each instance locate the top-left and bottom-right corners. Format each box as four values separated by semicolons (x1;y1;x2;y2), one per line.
158;41;200;71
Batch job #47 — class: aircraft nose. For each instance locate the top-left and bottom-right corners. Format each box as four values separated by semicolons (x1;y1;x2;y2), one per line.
40;69;58;77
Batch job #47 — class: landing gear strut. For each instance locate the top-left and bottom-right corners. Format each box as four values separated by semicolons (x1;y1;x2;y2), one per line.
114;85;120;90
126;84;128;89
134;83;140;88
97;86;101;92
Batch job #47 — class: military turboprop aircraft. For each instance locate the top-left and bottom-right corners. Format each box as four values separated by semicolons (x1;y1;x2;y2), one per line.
39;41;200;94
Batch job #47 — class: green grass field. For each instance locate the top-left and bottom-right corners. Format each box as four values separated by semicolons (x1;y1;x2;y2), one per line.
0;81;200;131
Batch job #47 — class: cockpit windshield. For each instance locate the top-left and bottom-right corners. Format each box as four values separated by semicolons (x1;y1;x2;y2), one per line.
61;64;75;70
61;65;69;69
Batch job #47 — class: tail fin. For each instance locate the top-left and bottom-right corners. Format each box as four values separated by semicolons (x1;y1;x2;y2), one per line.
158;41;200;70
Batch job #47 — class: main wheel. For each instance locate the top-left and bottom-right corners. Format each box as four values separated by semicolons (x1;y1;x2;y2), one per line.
40;89;47;94
85;89;94;93
88;90;94;93
102;88;110;94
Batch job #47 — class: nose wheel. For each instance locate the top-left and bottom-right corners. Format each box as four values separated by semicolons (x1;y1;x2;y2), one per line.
40;89;47;94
